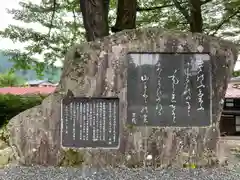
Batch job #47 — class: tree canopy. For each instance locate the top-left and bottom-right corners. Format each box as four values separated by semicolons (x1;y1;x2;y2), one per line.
0;0;239;74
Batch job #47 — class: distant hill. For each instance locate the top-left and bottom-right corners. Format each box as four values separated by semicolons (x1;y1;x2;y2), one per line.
0;53;62;83
0;53;12;72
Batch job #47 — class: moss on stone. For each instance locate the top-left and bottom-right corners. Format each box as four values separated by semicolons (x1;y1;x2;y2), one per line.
126;124;136;132
0;125;10;145
59;149;85;167
0;147;14;168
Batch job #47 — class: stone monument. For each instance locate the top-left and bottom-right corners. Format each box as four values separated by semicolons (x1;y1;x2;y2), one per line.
6;27;238;167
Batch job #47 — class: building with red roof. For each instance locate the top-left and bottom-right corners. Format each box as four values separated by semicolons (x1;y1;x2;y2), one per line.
1;83;240;136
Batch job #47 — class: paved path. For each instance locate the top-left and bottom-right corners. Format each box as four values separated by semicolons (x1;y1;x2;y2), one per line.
0;165;240;180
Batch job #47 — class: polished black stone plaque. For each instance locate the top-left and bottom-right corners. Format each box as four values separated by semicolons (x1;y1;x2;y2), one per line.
61;97;120;148
127;53;212;127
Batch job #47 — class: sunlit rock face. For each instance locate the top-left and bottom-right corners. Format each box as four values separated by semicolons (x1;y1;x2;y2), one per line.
7;27;238;167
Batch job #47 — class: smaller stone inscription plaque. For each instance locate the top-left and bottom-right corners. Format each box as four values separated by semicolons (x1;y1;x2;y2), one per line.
61;97;120;148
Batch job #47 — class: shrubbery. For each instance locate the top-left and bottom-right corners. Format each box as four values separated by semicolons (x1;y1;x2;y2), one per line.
0;94;45;128
0;72;25;87
233;70;240;77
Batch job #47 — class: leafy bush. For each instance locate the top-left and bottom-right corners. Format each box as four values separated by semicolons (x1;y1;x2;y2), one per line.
233;70;240;77
0;72;25;87
0;94;45;128
0;125;10;144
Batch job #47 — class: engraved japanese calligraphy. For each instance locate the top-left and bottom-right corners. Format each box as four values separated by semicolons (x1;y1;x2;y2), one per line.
140;74;149;124
127;53;211;127
168;69;179;123
156;56;163;116
196;56;205;111
184;62;191;116
61;97;120;148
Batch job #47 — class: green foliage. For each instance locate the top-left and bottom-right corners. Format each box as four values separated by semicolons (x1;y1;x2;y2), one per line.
0;0;239;75
233;70;240;77
0;72;25;87
0;0;86;73
0;94;44;127
0;125;10;144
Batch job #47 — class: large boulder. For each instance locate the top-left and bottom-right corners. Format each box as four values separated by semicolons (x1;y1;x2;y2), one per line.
7;28;238;167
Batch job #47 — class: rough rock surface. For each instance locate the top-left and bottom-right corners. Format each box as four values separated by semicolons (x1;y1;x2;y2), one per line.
0;139;14;169
6;27;238;167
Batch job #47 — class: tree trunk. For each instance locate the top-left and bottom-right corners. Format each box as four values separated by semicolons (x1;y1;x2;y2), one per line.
111;0;137;33
79;0;109;41
172;0;203;33
189;0;203;33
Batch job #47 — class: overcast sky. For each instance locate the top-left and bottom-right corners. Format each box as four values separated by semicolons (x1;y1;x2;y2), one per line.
0;0;47;50
0;0;239;69
0;0;62;66
0;0;25;50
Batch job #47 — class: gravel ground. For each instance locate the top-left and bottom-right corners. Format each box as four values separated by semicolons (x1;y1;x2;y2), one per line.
0;165;240;180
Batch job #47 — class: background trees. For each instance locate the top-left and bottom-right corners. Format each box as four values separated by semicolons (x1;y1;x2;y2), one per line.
0;72;25;87
0;0;239;74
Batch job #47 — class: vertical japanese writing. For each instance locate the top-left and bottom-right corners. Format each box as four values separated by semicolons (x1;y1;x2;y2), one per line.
102;101;106;141
64;105;69;135
99;101;102;140
184;62;191;116
89;102;92;127
88;102;93;142
72;102;76;140
61;98;119;148
113;101;117;143
86;102;89;140
79;102;83;140
83;103;86;140
125;53;212;128
69;103;73;138
196;58;205;111
131;113;136;124
156;60;163;115
108;102;112;144
96;101;100;140
140;75;149;124
93;102;97;141
191;57;198;75
168;70;179;123
76;102;80;139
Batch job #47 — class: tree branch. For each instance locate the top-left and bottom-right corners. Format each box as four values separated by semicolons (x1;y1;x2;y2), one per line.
200;0;213;5
172;0;191;23
48;0;57;38
66;0;78;45
136;1;189;12
136;4;174;11
18;2;63;13
71;9;77;45
210;10;240;36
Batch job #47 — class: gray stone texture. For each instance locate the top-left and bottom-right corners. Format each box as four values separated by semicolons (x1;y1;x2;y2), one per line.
6;27;238;167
